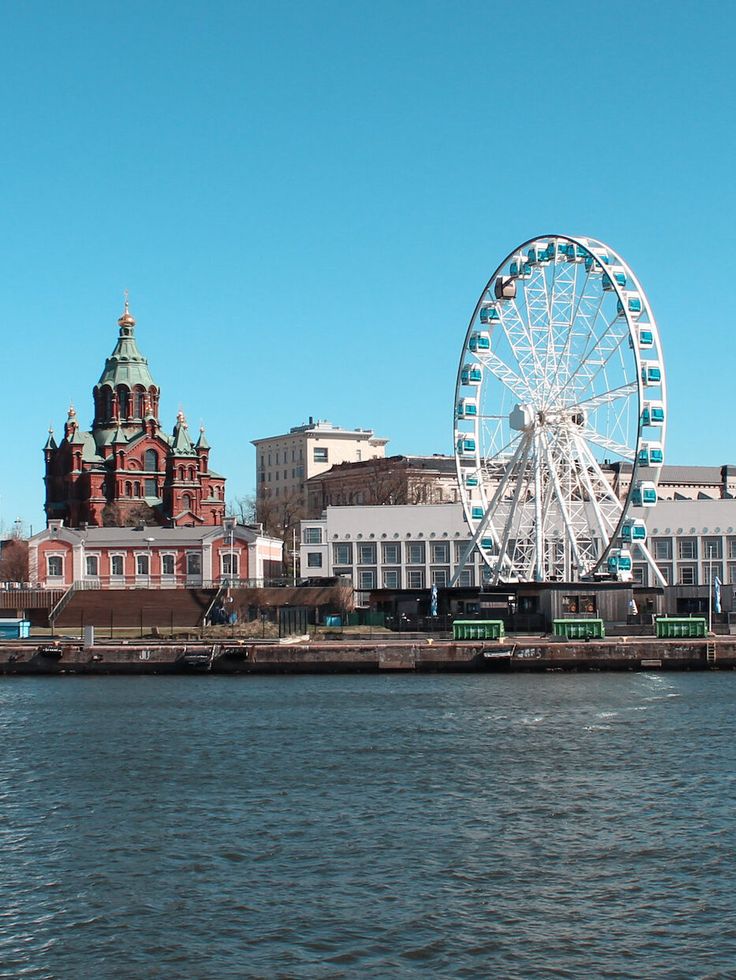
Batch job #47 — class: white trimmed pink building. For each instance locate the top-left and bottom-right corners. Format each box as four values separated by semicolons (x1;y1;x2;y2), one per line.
28;518;282;590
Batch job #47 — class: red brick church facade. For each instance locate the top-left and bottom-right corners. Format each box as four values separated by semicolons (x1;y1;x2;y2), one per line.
44;301;226;528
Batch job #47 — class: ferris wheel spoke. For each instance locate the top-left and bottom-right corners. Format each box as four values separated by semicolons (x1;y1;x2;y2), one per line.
481;430;523;468
496;298;547;391
579;427;635;462
571;381;637;412
473;349;531;403
554;318;630;409
545;270;604;405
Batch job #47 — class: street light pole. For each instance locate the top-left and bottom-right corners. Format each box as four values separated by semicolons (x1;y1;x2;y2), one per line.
145;536;155;589
708;544;714;633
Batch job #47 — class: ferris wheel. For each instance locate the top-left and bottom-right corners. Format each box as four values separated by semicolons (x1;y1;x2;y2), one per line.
453;234;666;586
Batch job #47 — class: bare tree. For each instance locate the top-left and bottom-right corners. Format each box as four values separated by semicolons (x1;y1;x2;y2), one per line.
0;539;29;582
227;494;258;525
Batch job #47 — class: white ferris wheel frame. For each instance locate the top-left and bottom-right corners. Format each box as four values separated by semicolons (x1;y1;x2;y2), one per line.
452;234;667;587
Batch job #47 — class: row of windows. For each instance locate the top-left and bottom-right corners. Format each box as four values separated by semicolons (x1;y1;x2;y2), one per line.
47;553;240;578
261;447;305;467
329;541;455;565
341;567;472;590
653;562;736;586
97;388;158;421
651;536;736;562
262;467;304;483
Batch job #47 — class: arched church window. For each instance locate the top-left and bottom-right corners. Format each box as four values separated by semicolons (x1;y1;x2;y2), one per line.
118;387;130;418
125;481;132;496
134;481;141;497
135;389;145;418
181;493;192;511
144;450;158;472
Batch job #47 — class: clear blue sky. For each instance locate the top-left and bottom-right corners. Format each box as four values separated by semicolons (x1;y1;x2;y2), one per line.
1;0;734;534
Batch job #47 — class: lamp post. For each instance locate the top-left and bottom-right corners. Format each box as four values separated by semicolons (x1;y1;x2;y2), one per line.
708;543;714;633
145;537;155;589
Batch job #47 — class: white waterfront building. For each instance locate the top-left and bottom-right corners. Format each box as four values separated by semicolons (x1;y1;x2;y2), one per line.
300;499;736;607
300;504;481;605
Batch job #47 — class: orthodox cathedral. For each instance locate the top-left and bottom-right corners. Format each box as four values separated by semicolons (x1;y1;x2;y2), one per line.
43;300;226;528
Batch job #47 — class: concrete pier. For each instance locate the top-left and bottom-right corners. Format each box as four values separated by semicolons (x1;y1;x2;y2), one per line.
0;636;734;674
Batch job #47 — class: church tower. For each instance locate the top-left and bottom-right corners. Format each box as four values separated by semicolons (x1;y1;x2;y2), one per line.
43;300;226;528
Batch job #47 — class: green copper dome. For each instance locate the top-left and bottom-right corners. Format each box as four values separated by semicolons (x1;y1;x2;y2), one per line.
97;302;157;390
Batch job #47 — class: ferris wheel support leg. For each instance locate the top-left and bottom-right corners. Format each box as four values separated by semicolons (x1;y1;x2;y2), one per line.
572;434;624;565
494;437;534;586
540;430;585;576
636;541;668;588
533;434;545;581
450;435;529;586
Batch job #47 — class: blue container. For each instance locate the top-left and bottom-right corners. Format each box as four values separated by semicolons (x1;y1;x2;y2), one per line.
0;619;30;639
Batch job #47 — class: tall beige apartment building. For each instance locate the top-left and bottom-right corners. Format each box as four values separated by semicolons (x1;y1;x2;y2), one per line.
252;418;388;509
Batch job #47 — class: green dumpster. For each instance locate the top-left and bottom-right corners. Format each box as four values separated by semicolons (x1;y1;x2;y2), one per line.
453;619;505;641
655;617;707;639
552;618;605;640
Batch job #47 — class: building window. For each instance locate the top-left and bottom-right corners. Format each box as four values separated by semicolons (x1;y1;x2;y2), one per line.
145;479;157;497
136;554;149;576
357;543;376;565
679;564;696;585
431;542;450;564
658;564;673;585
702;563;723;586
303;527;322;544
383;568;400;589
652;538;672;562
162;554;175;576
728;538;736;560
85;556;99;577
455;541;472;563
307;552;323;568
144;449;158;471
632;565;646;586
703;537;722;561
679;538;697;560
562;594;597;614
187;553;202;576
457;568;474;587
431;567;449;587
111;555;124;577
407;568;425;589
333;543;353;566
727;562;736;584
313;447;328;463
407;542;425;564
47;555;63;578
222;553;239;576
358;569;375;590
382;542;401;564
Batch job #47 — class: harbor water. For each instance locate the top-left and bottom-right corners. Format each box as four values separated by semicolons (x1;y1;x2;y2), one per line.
1;673;735;977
